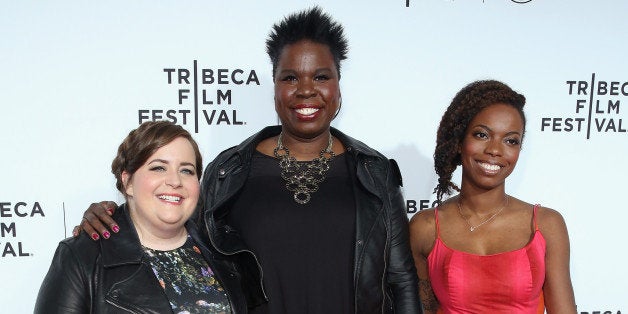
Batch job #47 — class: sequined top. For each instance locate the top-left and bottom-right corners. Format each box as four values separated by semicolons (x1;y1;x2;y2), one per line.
143;236;232;314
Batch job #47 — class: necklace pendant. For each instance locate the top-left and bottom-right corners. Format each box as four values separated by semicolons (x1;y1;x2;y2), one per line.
275;132;334;205
457;195;510;232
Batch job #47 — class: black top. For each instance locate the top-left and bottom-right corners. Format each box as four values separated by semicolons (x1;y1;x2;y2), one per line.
228;151;356;314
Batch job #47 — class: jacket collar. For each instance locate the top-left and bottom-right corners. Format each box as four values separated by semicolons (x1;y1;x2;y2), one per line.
100;204;144;267
330;127;384;161
232;125;280;160
225;125;387;200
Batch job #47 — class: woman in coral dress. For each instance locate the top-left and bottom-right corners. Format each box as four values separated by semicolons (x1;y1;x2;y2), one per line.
410;80;576;313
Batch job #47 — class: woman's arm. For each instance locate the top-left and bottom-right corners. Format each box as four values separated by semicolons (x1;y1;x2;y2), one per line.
74;201;119;240
387;186;422;313
409;209;439;314
34;243;90;313
539;207;577;313
385;161;421;313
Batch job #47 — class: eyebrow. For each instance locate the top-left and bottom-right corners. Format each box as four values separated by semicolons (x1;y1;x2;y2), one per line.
148;159;196;167
473;124;522;136
278;67;335;74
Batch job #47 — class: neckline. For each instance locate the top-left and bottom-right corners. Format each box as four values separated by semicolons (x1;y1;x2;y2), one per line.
254;149;346;160
432;229;543;258
142;235;192;253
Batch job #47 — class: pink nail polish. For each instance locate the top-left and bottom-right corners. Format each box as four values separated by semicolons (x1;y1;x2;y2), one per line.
112;225;120;233
106;208;113;215
103;231;110;239
91;233;100;240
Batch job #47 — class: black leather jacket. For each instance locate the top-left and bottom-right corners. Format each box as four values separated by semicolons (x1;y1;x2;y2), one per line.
197;126;421;313
35;204;248;314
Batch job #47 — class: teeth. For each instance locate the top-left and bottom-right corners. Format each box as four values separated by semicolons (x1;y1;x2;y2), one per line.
479;162;501;172
158;195;181;202
295;108;318;115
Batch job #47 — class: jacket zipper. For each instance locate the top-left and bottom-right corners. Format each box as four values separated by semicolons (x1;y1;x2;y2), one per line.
207;163;269;301
360;159;391;314
206;217;268;302
105;299;141;314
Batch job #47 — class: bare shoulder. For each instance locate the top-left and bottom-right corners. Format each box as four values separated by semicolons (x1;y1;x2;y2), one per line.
409;208;436;233
409;208;437;256
536;206;567;226
535;205;570;240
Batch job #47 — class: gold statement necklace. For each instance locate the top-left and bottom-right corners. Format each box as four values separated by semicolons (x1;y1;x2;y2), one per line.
273;132;335;204
457;195;509;232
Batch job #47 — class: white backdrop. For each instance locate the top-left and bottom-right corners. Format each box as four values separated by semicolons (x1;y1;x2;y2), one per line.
1;1;626;313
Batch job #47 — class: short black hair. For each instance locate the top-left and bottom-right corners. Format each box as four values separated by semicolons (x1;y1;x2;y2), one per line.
266;6;348;79
433;80;527;201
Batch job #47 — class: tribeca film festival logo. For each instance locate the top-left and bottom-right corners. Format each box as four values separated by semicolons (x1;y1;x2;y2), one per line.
0;202;45;257
138;60;260;133
404;0;532;7
406;199;439;214
541;73;627;139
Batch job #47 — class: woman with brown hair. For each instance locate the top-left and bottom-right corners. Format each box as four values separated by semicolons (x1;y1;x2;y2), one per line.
36;121;247;313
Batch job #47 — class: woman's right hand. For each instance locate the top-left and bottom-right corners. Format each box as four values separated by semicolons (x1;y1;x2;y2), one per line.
72;201;120;240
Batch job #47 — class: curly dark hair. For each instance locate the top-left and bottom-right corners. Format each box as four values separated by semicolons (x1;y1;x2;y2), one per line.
266;6;348;80
433;80;527;201
111;121;202;196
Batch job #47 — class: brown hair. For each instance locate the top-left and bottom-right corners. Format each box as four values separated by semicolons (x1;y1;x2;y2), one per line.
111;121;202;194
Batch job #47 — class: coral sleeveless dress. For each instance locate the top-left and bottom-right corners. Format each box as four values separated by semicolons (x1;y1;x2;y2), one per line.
427;205;546;313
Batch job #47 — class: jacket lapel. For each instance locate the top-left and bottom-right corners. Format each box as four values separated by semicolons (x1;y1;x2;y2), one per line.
99;205;173;313
104;268;172;313
100;204;143;267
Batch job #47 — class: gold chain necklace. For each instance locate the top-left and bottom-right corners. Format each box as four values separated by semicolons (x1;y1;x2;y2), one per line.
457;195;509;232
273;132;335;204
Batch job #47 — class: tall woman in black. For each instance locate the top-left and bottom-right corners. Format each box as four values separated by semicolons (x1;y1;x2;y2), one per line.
77;7;420;313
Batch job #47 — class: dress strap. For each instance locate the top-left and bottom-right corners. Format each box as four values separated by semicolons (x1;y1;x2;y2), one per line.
533;204;540;231
434;208;441;238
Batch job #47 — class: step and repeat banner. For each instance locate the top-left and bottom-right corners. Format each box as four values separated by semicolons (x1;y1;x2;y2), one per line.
2;0;626;312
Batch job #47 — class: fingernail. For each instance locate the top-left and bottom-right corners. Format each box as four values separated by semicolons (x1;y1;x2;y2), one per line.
103;231;110;239
72;230;78;237
91;233;100;240
106;208;114;215
112;225;120;233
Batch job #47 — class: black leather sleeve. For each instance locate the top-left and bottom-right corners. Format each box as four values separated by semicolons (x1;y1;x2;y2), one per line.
386;159;423;313
34;242;90;314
